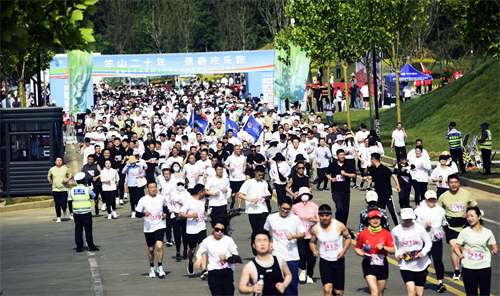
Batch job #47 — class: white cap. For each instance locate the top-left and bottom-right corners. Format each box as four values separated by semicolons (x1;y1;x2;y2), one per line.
365;191;378;203
400;208;416;220
74;172;86;181
424;190;437;199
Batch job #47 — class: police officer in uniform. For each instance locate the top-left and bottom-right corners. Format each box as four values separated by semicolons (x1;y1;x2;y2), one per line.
445;122;466;173
69;172;99;252
478;121;492;175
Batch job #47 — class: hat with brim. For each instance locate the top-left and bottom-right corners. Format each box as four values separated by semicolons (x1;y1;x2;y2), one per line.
480;121;489;129
74;172;86;181
400;208;416;220
128;155;138;163
424;190;437;200
272;152;286;162
295;154;306;162
366;191;378;203
297;187;313;200
345;134;354;139
367;210;382;218
336;135;345;141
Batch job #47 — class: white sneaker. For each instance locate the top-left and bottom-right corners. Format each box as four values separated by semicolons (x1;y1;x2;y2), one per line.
115;198;120;205
131;212;136;218
306;276;314;284
63;211;68;219
112;211;118;219
124;193;128;199
69;213;74;220
119;199;124;205
149;267;156;278
107;214;112;220
452;273;461;281
299;270;306;282
101;204;107;211
157;266;166;277
56;217;61;223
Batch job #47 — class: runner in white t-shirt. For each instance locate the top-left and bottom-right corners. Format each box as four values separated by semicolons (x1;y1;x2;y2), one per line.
224;145;247;210
263;196;306;296
390;123;408;163
179;184;210;275
205;163;231;219
135;182;169;278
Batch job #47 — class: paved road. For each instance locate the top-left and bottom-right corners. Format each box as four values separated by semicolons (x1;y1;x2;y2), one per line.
2;173;499;296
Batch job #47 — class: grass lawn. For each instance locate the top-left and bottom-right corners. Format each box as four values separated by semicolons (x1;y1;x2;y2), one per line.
459;168;500;187
4;195;53;206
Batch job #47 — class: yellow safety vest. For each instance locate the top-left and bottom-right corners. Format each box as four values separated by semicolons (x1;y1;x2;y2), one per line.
70;185;91;212
479;129;492;150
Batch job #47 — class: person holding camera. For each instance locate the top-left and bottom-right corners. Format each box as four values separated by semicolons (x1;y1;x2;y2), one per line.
445;122;466;173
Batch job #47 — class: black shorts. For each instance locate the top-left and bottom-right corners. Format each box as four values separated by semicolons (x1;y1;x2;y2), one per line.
445;228;460;244
319;258;345;289
187;230;207;249
229;181;244;194
363;97;369;102
400;269;428;286
362;257;389;280
144;229;165;247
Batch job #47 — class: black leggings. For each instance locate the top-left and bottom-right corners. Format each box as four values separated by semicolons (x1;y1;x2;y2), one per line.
274;184;287;206
102;190;116;213
128;186;143;211
428;240;445;280
398;185;412;208
116;171;125;200
462;267;491;296
172;216;188;253
298;238;316;278
411;180;427;206
317;168;328;189
53;191;68;217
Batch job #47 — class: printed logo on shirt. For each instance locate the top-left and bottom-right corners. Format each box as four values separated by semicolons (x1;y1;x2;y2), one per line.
450;202;464;213
273;229;288;240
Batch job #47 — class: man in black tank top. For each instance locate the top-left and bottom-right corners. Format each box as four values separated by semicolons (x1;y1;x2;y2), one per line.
239;230;292;296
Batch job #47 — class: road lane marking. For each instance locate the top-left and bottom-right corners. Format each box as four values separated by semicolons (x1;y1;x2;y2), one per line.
88;258;104;296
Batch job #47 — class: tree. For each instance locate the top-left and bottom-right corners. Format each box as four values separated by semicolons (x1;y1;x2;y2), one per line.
1;0;98;52
257;0;289;38
440;0;500;59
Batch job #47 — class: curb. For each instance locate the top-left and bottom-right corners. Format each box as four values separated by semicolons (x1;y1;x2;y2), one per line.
0;199;55;213
381;155;500;196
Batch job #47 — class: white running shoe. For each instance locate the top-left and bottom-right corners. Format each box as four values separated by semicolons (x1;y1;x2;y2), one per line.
158;266;166;277
112;211;118;219
149;267;156;278
115;198;120;205
306;276;314;284
107;214;112;220
119;199;124;205
56;217;61;223
299;270;306;282
131;212;136;218
63;211;68;219
69;213;74;220
124;193;128;199
452;273;461;281
101;204;107;211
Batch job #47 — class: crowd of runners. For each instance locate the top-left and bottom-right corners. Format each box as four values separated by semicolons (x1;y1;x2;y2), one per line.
46;79;497;296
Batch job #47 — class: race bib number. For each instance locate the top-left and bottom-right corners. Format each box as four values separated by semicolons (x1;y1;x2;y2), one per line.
232;163;243;170
88;170;95;177
336;174;345;182
273;229;288;240
151;158;157;164
323;241;339;251
438;181;449;188
370;254;385;266
402;236;418;248
467;249;484;261
190;171;198;178
255;196;265;204
173;199;183;206
432;227;444;240
216;260;229;268
450;202;464;213
78;129;83;133
401;176;410;183
415;165;423;171
115;155;122;161
196;215;205;222
302;221;313;231
149;211;162;221
348;150;355;157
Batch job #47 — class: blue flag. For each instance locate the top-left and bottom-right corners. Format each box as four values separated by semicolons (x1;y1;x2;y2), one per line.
243;115;262;142
225;117;238;137
190;110;209;134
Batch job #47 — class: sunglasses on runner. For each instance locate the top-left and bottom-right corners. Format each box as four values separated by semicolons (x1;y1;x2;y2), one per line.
214;227;225;232
297;167;305;170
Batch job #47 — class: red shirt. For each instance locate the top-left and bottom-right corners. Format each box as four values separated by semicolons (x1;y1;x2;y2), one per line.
355;228;394;257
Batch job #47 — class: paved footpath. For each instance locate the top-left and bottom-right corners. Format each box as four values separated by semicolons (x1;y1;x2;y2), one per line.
1;176;499;296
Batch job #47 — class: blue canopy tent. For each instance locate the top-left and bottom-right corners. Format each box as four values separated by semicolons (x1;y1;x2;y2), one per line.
384;63;432;82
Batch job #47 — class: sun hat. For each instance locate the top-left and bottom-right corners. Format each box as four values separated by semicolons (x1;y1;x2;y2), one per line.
400;208;416;220
296;187;313;200
128;155;138;163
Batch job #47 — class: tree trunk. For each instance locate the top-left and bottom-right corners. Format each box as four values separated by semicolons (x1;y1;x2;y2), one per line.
326;61;331;105
342;59;350;129
393;43;401;122
365;58;374;130
19;59;26;107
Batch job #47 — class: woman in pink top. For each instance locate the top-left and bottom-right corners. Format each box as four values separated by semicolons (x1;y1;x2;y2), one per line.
291;187;319;284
